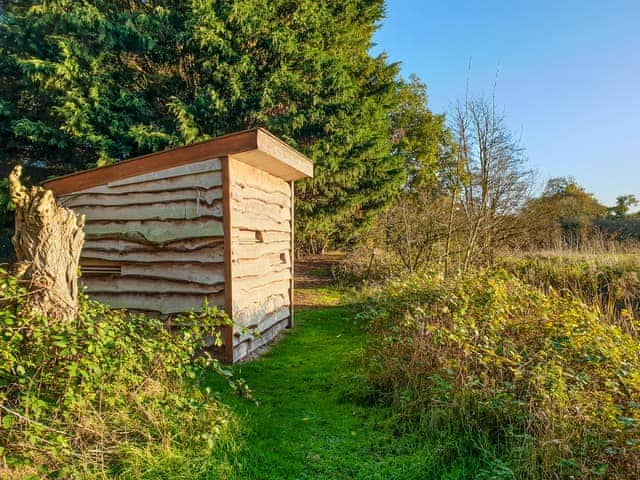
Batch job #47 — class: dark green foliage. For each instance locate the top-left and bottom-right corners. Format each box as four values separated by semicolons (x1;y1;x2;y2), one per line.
390;75;450;191
0;178;12;262
0;1;444;251
524;178;607;247
0;270;241;478
597;214;640;240
609;195;638;219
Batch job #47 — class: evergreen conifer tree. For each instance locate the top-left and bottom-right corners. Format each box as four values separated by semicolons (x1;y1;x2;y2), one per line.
0;0;445;251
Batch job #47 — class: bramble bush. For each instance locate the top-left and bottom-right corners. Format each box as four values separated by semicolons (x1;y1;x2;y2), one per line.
363;270;640;478
0;269;242;479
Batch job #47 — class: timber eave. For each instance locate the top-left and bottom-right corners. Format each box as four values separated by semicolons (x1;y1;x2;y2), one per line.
43;128;313;196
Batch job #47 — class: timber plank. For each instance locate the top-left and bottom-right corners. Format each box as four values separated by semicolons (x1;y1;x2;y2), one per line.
77;171;222;194
83;237;223;252
60;188;223;208
92;292;225;315
230;184;291;208
84;218;224;244
84;277;225;294
106;158;221;187
233;306;290;344
121;263;225;285
82;246;224;264
74;200;223;222
234;293;290;327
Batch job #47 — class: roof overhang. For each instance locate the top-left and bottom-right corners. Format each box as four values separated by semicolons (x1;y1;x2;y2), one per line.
43;128;314;195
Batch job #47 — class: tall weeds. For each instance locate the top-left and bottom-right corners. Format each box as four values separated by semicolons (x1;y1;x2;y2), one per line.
363;270;640;478
0;270;240;478
498;253;640;335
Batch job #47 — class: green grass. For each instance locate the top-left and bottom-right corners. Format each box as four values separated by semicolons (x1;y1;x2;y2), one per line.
208;293;488;480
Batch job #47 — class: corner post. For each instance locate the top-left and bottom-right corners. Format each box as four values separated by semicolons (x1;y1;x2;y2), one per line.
289;180;295;328
222;156;234;363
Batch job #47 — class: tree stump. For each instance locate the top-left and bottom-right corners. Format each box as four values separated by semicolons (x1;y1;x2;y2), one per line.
9;166;85;322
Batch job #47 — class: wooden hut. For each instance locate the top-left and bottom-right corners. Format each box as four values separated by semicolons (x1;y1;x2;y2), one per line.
43;128;313;362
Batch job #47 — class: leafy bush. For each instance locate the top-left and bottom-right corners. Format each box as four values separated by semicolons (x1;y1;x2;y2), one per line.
0;270;241;478
364;270;640;478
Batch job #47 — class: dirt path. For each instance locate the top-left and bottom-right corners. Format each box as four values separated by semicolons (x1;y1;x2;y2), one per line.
294;254;343;289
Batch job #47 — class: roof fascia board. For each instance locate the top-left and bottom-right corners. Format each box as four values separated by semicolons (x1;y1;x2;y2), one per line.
43;128;312;195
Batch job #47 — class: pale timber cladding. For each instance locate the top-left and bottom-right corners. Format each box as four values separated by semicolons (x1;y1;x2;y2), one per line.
43;128;313;362
56;159;226;315
229;158;293;361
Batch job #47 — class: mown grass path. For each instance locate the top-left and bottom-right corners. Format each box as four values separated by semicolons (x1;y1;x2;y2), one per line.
213;303;432;479
209;285;482;480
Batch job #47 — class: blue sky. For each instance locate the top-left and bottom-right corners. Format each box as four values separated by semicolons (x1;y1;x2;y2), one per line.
372;0;640;206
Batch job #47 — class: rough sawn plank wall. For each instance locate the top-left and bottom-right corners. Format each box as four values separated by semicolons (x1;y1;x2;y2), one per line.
57;158;225;314
228;157;293;361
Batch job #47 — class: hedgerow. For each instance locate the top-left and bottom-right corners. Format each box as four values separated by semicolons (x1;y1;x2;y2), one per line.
0;270;242;478
363;270;640;478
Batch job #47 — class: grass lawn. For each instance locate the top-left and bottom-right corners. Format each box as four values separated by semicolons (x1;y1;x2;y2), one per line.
208;289;487;480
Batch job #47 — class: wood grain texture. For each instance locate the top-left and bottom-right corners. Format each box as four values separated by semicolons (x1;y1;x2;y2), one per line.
230;185;290;208
91;292;225;315
60;188;223;208
234;241;291;260
72;200;223;222
232;256;290;278
84;217;223;244
82;246;224;264
106;158;221;187
232;211;291;233
232;315;289;362
71;171;223;194
84;237;223;252
62;161;227;316
234;305;291;343
229;158;293;360
232;270;292;294
84;277;225;294
234;292;289;327
222;156;234;362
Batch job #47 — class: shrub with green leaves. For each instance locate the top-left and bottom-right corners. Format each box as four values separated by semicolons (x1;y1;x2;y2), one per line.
0;270;241;478
364;270;640;478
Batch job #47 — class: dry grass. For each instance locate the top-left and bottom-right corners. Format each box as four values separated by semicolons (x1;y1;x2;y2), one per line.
497;252;640;335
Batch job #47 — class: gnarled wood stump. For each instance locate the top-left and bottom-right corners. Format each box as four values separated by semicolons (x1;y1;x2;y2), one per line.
9;166;85;322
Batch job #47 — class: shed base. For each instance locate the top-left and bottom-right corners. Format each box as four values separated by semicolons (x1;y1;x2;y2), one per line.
232;316;290;362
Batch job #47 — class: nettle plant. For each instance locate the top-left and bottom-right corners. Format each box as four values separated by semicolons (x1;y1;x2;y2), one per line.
0;269;243;477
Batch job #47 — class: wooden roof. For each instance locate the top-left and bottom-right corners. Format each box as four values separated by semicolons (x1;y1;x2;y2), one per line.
43;128;314;195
